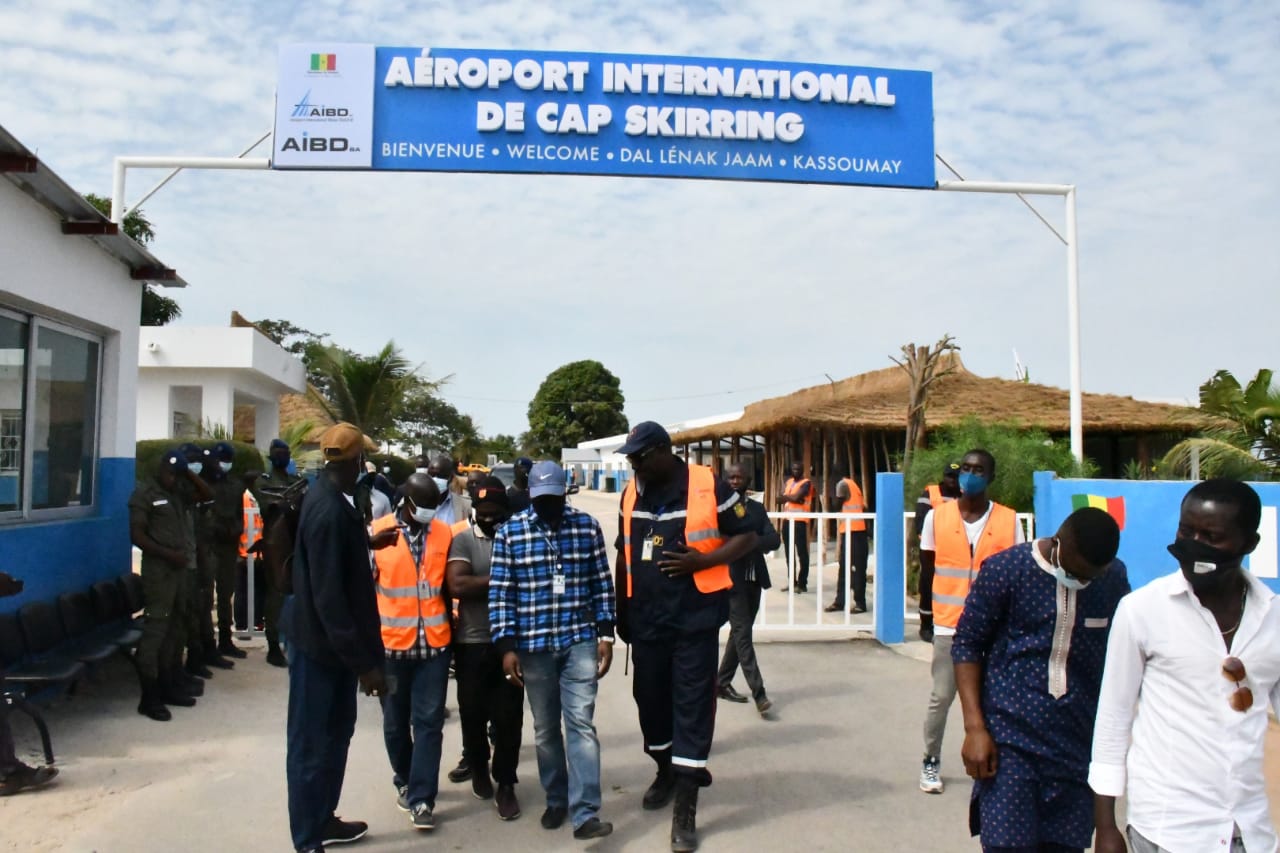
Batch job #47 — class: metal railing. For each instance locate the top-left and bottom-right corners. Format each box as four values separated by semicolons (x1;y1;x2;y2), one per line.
237;506;263;640
755;511;876;634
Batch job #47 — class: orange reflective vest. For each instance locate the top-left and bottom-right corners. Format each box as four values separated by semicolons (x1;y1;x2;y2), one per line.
929;500;1017;629
840;477;866;533
620;464;732;596
783;477;813;514
925;484;945;509
372;514;453;651
238;492;258;558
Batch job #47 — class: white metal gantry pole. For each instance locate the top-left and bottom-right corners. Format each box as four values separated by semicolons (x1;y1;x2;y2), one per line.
110;156;272;224
935;180;1083;463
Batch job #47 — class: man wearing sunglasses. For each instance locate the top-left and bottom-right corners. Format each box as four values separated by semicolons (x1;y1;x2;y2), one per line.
1091;479;1278;853
952;507;1128;853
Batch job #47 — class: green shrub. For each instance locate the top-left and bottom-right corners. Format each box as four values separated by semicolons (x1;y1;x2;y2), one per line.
135;439;264;482
903;419;1094;512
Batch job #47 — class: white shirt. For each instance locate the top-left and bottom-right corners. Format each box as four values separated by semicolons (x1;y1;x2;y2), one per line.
920;503;1025;637
1089;569;1280;853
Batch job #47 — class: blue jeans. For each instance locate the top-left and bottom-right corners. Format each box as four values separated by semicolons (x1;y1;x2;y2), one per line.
381;650;451;809
286;647;358;851
520;640;602;829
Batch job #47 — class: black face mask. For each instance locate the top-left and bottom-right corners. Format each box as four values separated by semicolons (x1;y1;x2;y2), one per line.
474;513;509;538
270;453;290;470
532;495;566;528
1168;537;1242;593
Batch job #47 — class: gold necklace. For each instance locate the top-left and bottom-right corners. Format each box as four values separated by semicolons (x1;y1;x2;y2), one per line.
1220;586;1248;636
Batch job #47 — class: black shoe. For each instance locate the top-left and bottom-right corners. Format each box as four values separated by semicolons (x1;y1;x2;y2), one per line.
755;694;773;715
472;771;494;800
574;817;613;839
0;763;58;796
266;646;288;668
321;816;368;845
495;784;521;821
671;779;699;852
178;672;204;696
205;650;235;670
824;602;844;612
643;764;676;810
137;679;172;722
447;757;472;784
795;584;808;594
218;640;248;659
160;683;196;708
716;684;749;703
186;659;214;679
540;805;568;829
851;604;868;614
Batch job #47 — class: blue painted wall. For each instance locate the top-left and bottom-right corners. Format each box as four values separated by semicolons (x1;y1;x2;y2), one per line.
1032;472;1280;592
0;456;135;614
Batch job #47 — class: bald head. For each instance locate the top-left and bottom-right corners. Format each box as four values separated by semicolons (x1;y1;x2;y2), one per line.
403;472;441;511
427;455;455;479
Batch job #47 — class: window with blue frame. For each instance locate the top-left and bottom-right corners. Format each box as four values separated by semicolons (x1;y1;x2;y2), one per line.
0;307;101;519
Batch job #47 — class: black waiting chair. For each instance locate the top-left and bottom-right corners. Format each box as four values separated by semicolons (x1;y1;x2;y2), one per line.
56;591;119;669
117;573;145;625
89;580;142;651
0;609;84;704
12;602;87;700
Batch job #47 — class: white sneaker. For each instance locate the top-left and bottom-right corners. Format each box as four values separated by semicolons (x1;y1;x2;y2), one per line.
919;756;944;793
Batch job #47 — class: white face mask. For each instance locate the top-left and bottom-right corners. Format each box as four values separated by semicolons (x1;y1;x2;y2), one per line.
415;467;428;474
189;461;203;475
219;460;233;473
408;502;436;525
1051;539;1090;590
432;477;450;494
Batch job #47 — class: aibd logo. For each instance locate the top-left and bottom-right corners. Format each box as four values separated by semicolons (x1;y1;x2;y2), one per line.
280;131;357;153
291;90;350;120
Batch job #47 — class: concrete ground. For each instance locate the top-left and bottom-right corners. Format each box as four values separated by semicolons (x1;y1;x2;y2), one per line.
6;491;1278;851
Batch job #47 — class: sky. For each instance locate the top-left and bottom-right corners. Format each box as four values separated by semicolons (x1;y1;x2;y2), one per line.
2;1;1277;438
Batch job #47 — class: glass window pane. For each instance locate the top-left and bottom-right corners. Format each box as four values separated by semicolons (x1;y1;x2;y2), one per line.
32;326;98;509
0;314;27;513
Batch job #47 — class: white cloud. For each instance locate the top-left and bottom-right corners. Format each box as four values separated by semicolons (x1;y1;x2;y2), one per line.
2;0;1276;438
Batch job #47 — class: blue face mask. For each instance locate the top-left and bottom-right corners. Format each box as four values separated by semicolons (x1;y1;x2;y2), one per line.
957;472;987;495
432;477;450;494
1050;538;1090;590
188;461;203;476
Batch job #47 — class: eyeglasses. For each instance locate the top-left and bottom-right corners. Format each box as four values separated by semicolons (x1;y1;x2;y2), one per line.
1222;657;1253;712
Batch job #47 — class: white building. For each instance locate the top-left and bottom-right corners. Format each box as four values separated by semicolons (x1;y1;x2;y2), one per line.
565;411;744;491
0;125;184;611
136;326;306;450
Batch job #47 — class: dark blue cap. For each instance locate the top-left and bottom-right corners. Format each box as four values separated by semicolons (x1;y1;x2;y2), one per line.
213;441;235;461
617;421;670;456
943;461;962;478
269;438;289;451
515;456;533;472
178;442;202;459
160;448;189;474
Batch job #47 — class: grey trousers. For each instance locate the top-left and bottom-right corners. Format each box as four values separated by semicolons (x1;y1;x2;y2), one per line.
717;580;765;700
923;634;956;760
1128;827;1245;852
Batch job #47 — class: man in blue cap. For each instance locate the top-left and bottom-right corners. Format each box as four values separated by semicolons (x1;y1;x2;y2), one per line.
199;442;250;661
252;437;304;667
614;422;759;852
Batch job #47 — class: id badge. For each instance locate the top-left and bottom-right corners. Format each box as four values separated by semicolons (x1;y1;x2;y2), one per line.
641;535;655;562
552;573;567;595
418;579;431;596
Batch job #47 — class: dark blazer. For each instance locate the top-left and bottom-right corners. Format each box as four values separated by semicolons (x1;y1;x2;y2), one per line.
729;497;781;590
282;473;384;674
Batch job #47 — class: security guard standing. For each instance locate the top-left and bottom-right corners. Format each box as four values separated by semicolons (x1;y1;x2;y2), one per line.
775;461;813;592
176;442;228;683
252;437;303;667
200;442;249;661
128;448;212;721
614;422;758;853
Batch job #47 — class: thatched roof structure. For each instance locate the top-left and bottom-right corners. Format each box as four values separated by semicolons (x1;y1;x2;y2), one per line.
671;355;1210;444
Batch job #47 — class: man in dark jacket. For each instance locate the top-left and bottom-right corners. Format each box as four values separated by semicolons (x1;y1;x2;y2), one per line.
282;422;395;853
716;463;781;715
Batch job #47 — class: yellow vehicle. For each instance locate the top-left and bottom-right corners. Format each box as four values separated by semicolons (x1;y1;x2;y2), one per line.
457;463;490;475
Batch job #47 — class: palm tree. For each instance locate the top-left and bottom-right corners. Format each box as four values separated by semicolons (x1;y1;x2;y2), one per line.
308;341;427;442
1162;369;1280;480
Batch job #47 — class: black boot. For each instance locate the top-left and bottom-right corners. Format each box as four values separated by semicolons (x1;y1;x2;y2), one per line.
266;643;287;668
643;755;676;810
670;778;699;853
203;642;235;670
137;676;172;722
218;628;248;659
185;652;214;679
160;669;197;707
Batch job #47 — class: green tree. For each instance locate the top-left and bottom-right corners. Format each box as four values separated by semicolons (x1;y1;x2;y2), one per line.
526;360;628;458
308;341;423;442
83;193;180;326
392;387;474;457
1161;369;1280;480
483;434;521;460
904;418;1093;512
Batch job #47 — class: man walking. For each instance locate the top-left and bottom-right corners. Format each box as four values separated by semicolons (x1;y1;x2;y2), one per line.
372;474;454;832
916;449;1022;794
953;507;1129;852
447;476;524;820
1092;480;1280;853
616;423;758;852
427;454;471;527
282;423;390;853
128;449;211;720
716;462;780;715
826;466;870;614
775;461;813;592
490;461;615;841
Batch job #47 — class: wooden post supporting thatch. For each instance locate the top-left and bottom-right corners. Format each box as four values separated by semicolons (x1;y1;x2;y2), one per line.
859;431;871;505
891;335;960;479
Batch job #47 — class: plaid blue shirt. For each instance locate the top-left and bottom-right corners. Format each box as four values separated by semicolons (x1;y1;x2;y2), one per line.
489;506;615;655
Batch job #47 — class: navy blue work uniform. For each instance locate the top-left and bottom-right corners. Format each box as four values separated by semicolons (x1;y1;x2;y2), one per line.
617;463;753;786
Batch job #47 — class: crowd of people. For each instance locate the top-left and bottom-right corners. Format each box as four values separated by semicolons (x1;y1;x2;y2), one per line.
2;424;1277;853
